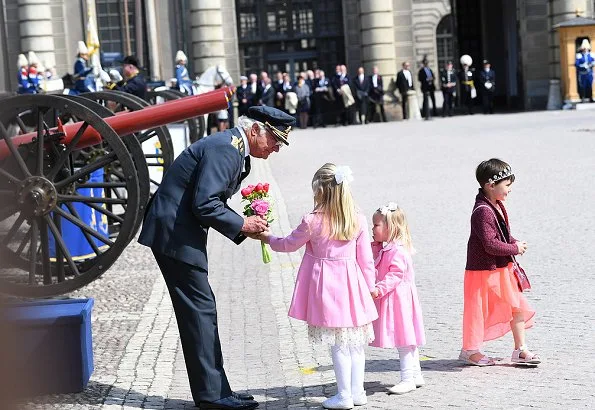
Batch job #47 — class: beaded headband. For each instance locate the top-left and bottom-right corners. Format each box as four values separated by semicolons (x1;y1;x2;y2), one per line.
378;202;399;215
488;167;514;184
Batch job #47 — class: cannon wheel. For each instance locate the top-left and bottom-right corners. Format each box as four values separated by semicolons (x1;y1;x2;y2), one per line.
60;95;150;242
0;94;140;298
146;89;205;142
82;91;174;194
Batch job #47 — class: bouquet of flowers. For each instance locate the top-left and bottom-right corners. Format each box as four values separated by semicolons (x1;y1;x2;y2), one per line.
241;182;273;264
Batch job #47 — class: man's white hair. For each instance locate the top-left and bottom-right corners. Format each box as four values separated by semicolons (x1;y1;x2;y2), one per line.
237;115;266;136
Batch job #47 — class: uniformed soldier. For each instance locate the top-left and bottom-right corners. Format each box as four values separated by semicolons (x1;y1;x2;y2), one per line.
575;39;594;102
175;50;194;95
17;54;35;94
27;51;42;93
138;106;295;410
458;54;476;115
479;60;496;114
73;41;94;94
106;55;147;100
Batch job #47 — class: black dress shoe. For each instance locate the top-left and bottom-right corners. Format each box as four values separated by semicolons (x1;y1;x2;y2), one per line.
199;395;259;409
232;391;254;401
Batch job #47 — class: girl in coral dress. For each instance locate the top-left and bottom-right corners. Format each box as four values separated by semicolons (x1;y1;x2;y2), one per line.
460;158;540;366
369;202;426;395
260;163;378;410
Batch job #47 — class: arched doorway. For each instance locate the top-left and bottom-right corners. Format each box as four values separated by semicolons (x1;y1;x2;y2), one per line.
436;14;455;69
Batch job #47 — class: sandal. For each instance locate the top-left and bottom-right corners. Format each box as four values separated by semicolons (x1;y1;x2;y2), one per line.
459;349;495;367
511;346;541;365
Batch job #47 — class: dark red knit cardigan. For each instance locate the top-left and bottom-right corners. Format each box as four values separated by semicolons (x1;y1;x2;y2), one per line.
466;190;519;271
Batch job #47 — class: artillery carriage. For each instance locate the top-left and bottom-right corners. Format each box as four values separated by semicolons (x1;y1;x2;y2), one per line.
0;87;232;298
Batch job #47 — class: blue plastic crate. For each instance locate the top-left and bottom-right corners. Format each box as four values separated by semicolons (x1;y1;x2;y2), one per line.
0;298;94;397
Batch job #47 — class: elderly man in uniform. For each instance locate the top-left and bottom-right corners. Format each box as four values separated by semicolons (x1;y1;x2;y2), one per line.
479;60;496;114
106;55;147;100
139;106;295;410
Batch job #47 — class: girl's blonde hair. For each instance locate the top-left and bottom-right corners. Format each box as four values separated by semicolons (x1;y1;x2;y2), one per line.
312;163;358;240
374;204;413;251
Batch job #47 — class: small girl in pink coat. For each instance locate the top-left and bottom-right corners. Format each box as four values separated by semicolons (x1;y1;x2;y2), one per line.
260;163;378;410
370;202;426;395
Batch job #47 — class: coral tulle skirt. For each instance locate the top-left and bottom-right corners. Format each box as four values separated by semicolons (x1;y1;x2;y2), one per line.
462;263;535;350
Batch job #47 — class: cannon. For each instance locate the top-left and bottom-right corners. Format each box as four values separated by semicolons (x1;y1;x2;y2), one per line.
0;87;232;298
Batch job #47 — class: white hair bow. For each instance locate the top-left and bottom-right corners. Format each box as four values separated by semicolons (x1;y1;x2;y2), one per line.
379;202;399;215
334;165;354;185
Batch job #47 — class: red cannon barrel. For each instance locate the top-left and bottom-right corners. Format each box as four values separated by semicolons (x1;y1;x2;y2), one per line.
0;87;231;160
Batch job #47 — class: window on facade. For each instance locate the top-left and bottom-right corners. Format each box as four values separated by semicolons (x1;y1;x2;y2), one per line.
96;0;136;57
239;12;259;38
436;14;454;68
293;8;313;35
267;9;288;36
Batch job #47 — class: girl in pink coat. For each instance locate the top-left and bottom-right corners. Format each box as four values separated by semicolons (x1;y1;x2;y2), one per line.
370;202;426;395
260;163;378;410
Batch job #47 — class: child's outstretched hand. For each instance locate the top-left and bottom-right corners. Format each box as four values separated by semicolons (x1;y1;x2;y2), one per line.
256;228;272;244
371;288;380;299
516;241;528;255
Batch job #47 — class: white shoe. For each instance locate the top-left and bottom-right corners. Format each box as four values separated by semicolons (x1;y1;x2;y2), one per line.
388;381;416;395
352;391;367;406
322;394;354;409
414;375;425;388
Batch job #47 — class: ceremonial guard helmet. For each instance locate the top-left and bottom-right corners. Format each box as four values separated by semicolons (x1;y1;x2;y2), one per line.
580;39;591;51
78;41;89;55
460;54;473;66
17;53;28;68
175;50;188;63
27;51;39;66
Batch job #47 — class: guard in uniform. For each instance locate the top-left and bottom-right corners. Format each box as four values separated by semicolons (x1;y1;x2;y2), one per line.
138;106;295;410
440;60;457;117
575;39;594;102
106;55;147;100
458;54;476;115
175;50;194;95
73;41;94;94
27;51;41;93
479;60;496;114
17;54;35;94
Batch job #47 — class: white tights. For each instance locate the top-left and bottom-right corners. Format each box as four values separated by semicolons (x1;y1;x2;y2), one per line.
330;344;366;399
397;346;422;382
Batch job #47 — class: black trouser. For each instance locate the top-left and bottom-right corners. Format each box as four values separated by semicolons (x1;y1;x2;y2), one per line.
153;251;231;404
482;91;494;114
357;97;369;123
422;91;432;119
462;89;474;114
314;94;327;127
442;91;454;116
401;94;408;119
368;100;386;122
426;90;437;116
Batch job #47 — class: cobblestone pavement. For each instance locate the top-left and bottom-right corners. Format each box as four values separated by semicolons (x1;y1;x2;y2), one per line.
15;110;595;409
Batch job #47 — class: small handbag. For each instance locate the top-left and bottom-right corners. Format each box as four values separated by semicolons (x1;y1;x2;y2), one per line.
473;204;531;292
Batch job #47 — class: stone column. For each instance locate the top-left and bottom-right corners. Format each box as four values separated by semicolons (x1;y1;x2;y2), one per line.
189;0;226;75
392;0;414;73
360;0;397;77
18;0;56;69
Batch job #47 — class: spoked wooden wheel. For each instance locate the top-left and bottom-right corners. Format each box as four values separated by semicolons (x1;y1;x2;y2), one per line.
61;95;150;242
0;94;140;298
146;89;205;142
82;90;174;194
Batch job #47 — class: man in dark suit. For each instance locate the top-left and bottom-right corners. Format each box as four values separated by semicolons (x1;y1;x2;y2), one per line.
236;75;250;116
368;66;387;122
479;60;496;114
352;66;370;124
313;69;331;127
440;61;457;117
247;73;259;107
139;106;295;410
260;77;275;107
418;56;437;120
396;61;414;119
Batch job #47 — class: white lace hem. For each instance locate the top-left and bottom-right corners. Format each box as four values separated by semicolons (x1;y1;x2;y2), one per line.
308;323;375;346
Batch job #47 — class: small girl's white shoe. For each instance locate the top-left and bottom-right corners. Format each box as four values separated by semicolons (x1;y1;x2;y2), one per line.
322;394;354;409
388;381;416;395
414;375;425;388
352;391;367;406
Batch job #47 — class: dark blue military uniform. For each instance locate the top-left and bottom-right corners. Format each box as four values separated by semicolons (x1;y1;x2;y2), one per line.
139;106;294;408
112;73;147;100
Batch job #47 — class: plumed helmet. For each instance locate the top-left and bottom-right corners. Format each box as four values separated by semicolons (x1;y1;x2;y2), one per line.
17;53;28;68
175;50;187;63
460;54;473;66
78;41;89;55
580;39;591;51
27;51;39;65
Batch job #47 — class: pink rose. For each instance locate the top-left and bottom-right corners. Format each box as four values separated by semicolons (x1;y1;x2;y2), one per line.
250;199;269;216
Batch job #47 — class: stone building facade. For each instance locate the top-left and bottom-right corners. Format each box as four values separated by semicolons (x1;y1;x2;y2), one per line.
0;0;594;110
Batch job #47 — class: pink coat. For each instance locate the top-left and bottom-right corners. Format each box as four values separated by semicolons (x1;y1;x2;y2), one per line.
369;241;426;348
269;212;378;328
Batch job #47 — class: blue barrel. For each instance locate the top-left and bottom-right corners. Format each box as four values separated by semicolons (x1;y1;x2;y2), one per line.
49;168;109;259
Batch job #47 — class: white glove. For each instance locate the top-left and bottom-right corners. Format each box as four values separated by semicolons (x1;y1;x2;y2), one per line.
99;70;111;83
109;69;123;83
